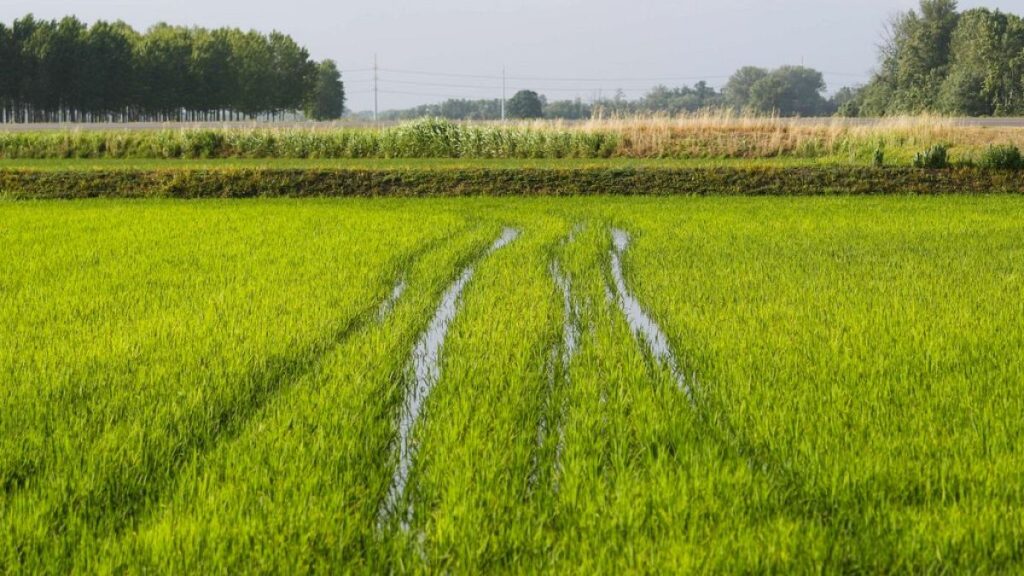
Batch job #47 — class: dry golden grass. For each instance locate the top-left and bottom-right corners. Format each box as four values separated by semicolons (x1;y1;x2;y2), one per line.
507;111;1024;160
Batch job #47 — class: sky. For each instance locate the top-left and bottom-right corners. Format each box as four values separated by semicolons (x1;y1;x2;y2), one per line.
2;0;1018;112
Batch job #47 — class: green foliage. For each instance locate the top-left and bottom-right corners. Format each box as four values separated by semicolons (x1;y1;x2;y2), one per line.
913;144;950;168
506;90;544;119
724;66;769;109
725;66;829;116
873;148;886;167
304;60;345;121
0;15;324;122
832;86;863;117
543;98;592;120
979;144;1023;170
863;0;1024;116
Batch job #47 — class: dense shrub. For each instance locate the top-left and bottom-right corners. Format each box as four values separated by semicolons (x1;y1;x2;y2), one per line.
979;145;1023;170
913;145;950;169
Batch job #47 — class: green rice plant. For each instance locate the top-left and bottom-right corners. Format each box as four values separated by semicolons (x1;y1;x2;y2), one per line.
624;196;1024;572
3;197;1024;572
0;199;474;572
102;223;499;573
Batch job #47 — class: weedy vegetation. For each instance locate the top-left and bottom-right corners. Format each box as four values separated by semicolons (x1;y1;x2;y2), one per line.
4;114;1024;164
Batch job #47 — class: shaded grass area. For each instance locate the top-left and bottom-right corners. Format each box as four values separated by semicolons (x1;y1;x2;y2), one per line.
3;164;1024;199
3;197;1024;572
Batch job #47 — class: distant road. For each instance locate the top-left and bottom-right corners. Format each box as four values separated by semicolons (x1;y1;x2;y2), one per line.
3;118;1024;131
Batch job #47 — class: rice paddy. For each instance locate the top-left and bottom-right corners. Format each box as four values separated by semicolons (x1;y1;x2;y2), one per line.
2;196;1024;573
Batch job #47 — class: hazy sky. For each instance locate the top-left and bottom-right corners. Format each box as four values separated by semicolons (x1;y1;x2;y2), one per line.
2;0;1017;111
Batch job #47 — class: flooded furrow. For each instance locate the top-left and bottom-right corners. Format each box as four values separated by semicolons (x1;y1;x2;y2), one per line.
610;228;692;401
530;344;559;490
377;279;407;322
380;227;520;529
531;257;581;492
549;258;579;489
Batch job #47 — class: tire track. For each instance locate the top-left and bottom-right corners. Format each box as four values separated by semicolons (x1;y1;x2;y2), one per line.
609;228;693;401
380;227;520;530
530;241;581;493
4;234;453;555
377;278;407;322
606;227;832;535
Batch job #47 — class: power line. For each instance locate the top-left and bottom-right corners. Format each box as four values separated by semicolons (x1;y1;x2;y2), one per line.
380;78;501;90
378;89;499;100
378;67;503;80
356;63;872;110
376;66;741;83
508;74;734;83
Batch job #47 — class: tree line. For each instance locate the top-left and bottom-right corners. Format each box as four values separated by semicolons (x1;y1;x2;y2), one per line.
0;15;346;123
375;1;1024;121
373;65;845;121
848;0;1024;116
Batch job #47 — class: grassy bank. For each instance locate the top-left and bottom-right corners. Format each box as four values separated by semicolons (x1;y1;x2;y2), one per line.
3;164;1024;198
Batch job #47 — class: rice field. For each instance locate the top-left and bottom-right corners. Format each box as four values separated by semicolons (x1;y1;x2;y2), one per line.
2;196;1024;573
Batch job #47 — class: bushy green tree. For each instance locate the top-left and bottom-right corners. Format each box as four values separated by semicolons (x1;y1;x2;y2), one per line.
746;66;828;116
638;82;723;114
544;98;592;120
191;28;236;118
305;60;345;120
268;32;316;117
940;9;1024;115
831;86;862;117
724;66;768;110
507;90;544;119
82;21;137;116
857;0;1024;116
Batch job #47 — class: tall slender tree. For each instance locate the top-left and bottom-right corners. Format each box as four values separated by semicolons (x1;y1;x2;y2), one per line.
305;60;345;120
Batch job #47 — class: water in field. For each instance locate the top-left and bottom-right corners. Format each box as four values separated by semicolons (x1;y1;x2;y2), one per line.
551;260;580;365
377;279;407;322
546;258;579;488
381;227;519;528
610;228;690;400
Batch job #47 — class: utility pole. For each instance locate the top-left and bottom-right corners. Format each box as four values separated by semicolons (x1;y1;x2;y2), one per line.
373;54;379;124
501;67;506;122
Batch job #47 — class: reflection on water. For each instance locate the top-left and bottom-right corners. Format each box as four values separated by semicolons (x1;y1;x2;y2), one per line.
610;228;691;401
377;279;407;322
